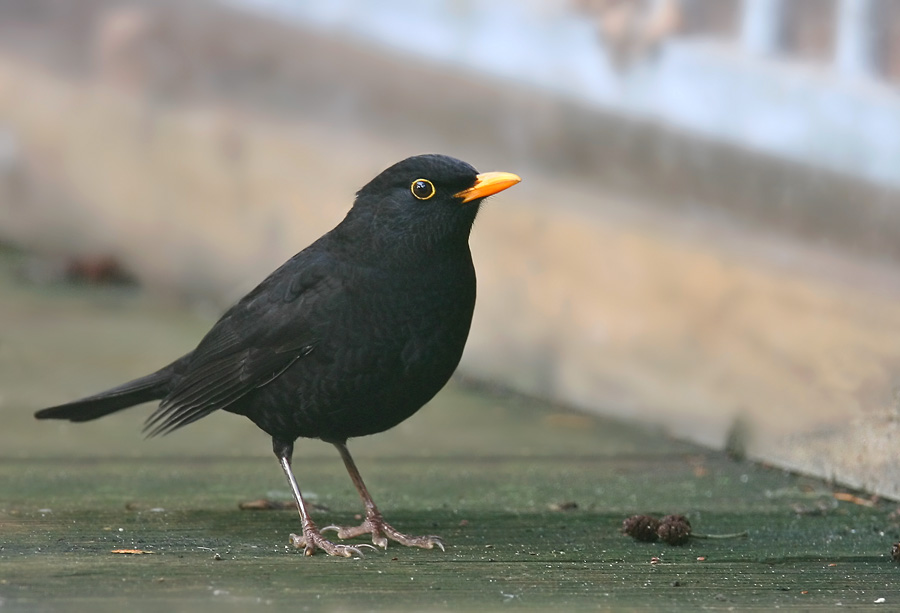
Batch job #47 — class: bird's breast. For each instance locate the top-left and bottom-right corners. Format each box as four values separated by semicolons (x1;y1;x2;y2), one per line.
280;257;476;440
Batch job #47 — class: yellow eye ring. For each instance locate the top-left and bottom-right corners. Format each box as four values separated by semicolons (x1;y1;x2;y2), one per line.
411;179;435;200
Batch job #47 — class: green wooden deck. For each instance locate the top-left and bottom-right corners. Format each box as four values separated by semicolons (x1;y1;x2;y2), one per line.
1;246;898;610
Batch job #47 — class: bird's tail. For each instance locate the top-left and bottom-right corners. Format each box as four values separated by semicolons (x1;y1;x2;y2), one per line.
35;363;177;423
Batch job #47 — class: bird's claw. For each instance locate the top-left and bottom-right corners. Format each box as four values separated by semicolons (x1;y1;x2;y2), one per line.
321;517;444;551
322;524;389;549
289;530;374;558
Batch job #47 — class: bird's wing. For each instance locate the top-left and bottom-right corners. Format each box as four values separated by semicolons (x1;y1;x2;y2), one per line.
143;251;332;437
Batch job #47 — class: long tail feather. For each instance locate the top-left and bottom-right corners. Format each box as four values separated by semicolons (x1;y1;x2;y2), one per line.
35;364;178;423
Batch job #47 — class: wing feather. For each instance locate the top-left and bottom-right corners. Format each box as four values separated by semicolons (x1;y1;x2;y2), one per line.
142;251;333;437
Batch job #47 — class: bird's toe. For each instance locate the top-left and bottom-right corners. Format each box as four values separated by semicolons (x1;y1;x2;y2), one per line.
289;530;371;558
324;516;444;551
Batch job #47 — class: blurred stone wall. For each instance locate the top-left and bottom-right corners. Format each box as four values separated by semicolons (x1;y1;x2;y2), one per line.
2;0;898;261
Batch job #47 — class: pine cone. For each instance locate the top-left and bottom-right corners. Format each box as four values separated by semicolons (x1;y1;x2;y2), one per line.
657;514;692;545
622;514;660;542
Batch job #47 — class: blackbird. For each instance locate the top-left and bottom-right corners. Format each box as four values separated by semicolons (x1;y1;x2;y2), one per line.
35;154;520;557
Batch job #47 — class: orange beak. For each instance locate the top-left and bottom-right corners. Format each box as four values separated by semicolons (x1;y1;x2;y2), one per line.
454;172;521;203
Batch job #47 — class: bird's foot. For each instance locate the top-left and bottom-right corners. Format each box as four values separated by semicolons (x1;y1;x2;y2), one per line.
288;526;377;557
322;513;444;551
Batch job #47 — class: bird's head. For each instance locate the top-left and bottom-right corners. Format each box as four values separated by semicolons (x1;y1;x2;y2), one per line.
345;154;520;257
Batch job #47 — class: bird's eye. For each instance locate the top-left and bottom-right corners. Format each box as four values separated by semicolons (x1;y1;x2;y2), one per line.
411;179;435;200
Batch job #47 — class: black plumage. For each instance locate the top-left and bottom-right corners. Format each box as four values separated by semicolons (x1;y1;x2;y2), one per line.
35;154;520;556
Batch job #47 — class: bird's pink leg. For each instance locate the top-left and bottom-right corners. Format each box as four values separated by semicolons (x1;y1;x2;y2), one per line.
274;440;374;557
322;441;444;551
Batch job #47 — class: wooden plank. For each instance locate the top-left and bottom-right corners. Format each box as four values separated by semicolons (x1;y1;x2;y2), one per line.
1;247;899;609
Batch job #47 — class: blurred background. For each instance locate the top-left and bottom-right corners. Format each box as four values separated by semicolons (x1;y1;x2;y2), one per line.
2;0;900;496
